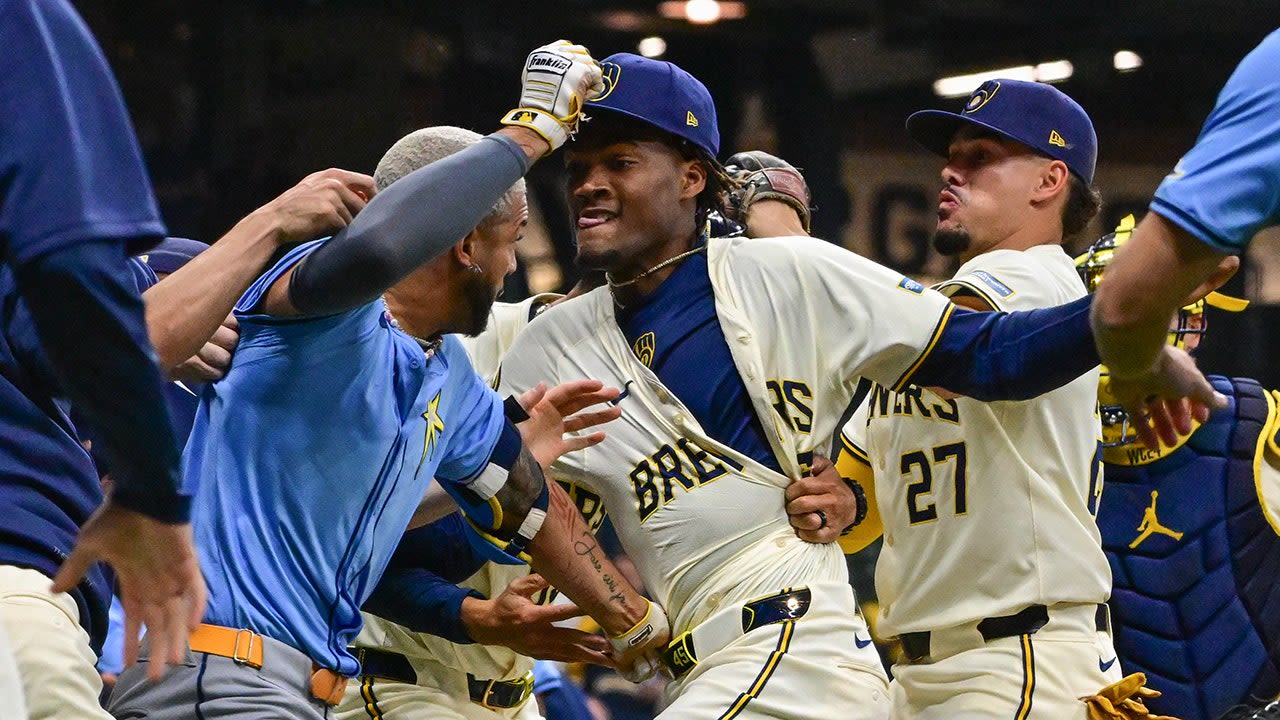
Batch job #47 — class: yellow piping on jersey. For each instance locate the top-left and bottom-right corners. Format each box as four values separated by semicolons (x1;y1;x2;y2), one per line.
360;676;387;720
891;303;956;393
937;279;1001;312
717;621;795;720
1014;634;1036;720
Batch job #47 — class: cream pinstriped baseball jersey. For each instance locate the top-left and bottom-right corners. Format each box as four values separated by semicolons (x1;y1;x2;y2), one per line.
498;234;955;636
840;246;1109;638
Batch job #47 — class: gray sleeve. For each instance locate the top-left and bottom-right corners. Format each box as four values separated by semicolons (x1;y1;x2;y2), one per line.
288;133;531;316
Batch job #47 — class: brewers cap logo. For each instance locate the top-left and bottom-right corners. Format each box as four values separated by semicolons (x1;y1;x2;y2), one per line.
591;61;622;103
633;331;656;367
963;80;1000;114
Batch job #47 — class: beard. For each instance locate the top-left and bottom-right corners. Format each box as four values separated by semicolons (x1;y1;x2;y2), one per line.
459;271;497;337
574;245;624;273
932;226;972;256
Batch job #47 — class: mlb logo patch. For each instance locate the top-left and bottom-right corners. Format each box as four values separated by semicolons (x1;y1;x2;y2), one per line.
971;270;1014;297
898;277;925;294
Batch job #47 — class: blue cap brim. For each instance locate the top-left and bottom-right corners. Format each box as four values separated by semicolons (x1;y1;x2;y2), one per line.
906;109;1029;159
143;237;208;274
583;104;717;159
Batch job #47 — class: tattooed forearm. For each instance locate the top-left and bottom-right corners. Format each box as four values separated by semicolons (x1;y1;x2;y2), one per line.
528;478;643;632
493;445;545;537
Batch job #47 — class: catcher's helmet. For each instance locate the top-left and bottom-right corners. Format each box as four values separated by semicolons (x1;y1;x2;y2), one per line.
1075;214;1248;447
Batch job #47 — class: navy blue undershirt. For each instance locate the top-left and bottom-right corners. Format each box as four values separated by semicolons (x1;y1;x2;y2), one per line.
615;247;782;474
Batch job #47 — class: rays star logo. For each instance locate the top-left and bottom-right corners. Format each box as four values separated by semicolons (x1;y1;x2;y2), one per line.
419;392;445;471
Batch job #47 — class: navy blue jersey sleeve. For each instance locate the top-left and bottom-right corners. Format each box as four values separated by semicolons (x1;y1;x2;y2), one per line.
384;513;488;581
15;241;186;521
905;294;1099;402
362;568;481;644
1150;30;1280;254
363;513;486;644
0;0;164;265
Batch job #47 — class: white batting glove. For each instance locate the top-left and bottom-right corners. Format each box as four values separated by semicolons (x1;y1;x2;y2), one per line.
608;599;670;682
501;40;604;153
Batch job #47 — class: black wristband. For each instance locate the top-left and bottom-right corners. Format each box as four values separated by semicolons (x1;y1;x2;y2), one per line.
840;478;869;535
503;395;531;423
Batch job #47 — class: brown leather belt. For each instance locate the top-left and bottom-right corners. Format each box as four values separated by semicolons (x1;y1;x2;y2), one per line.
189;623;348;705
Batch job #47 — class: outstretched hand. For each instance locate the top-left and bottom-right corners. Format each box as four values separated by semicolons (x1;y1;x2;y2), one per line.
515;380;622;470
52;501;205;680
461;573;614;666
1107;345;1227;450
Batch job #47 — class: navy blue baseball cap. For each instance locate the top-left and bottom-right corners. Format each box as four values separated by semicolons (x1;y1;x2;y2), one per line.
906;79;1097;184
139;237;208;274
584;53;719;158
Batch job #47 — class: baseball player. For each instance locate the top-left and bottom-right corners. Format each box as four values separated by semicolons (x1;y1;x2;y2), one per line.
1092;30;1280;445
495;53;1203;720
833;80;1151;719
334;126;608;720
0;0;299;713
340;126;860;720
1079;218;1280;720
109;42;671;720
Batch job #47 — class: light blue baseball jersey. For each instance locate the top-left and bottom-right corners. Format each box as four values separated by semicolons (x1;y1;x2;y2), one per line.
186;239;504;675
1151;29;1280;254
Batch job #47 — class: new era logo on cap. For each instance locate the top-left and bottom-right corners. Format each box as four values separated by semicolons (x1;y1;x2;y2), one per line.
686;111;698;127
906;78;1098;184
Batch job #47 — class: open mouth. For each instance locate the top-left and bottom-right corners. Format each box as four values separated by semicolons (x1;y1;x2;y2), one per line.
577;208;616;229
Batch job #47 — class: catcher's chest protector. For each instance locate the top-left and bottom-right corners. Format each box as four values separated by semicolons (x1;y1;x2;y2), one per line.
1099;376;1280;720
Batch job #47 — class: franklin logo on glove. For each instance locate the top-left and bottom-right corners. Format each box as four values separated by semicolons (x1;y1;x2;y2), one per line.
527;53;572;74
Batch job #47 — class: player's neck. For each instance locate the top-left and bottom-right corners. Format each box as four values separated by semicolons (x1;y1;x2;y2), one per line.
383;282;451;344
962;226;1063;264
607;229;706;307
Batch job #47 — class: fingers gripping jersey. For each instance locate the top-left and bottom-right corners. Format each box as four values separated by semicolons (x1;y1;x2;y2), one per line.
498;235;954;634
839;246;1109;637
1098;376;1280;720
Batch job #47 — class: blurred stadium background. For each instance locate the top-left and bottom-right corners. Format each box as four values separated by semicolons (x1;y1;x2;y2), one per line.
77;0;1280;386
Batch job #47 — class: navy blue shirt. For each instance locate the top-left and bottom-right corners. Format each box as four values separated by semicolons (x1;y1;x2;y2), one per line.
0;0;169;652
616;248;782;474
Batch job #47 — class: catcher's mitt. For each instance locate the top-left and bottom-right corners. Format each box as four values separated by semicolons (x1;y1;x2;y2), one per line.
724;150;813;233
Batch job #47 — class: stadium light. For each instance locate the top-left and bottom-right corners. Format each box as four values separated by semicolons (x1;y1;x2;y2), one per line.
933;60;1075;98
1113;50;1143;72
657;1;747;25
638;36;667;58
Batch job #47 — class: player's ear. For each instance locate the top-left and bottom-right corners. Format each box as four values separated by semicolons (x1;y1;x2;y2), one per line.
679;158;707;201
1032;159;1070;203
454;230;482;267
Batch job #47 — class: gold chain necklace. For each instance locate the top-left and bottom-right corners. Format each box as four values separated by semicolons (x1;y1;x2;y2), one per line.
605;244;707;289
